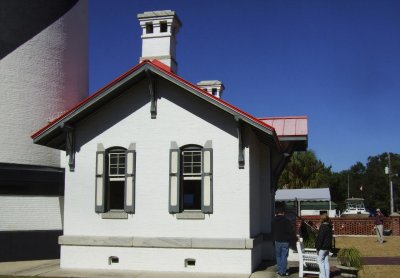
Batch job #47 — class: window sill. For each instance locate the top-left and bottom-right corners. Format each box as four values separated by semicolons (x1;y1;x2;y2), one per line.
101;210;128;219
176;211;205;220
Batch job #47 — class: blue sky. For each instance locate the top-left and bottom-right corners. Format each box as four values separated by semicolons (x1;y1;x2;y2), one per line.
89;0;400;172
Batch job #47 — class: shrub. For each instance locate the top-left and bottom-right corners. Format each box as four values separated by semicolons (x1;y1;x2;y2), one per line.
337;247;364;270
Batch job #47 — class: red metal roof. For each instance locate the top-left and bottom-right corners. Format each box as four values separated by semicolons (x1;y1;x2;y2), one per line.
259;116;308;137
32;60;278;140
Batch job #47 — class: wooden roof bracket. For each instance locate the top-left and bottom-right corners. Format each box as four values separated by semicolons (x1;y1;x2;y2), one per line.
146;69;157;119
235;116;245;169
272;144;295;192
60;123;75;172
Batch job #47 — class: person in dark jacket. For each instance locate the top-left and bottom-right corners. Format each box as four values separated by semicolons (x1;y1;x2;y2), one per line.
272;206;296;277
315;214;333;278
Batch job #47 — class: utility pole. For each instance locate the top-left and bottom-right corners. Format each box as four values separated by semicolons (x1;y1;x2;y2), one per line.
386;153;395;215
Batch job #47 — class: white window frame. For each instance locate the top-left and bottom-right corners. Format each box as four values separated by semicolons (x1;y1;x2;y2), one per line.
108;150;126;181
107;148;126;211
180;147;202;211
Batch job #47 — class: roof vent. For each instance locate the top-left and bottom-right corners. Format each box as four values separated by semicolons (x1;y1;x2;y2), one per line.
197;80;225;98
138;10;182;73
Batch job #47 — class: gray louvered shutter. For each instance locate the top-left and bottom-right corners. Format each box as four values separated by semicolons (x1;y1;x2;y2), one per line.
201;147;213;213
169;148;180;213
124;149;136;213
95;150;107;213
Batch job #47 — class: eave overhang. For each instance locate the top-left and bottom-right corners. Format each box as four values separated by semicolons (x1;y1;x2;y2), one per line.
259;116;308;152
32;60;281;151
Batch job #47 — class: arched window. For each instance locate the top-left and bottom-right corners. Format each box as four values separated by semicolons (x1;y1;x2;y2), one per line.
95;145;136;214
169;142;213;214
107;147;126;210
181;145;202;210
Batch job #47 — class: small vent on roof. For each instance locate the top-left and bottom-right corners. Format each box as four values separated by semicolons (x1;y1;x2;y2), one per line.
197;80;225;98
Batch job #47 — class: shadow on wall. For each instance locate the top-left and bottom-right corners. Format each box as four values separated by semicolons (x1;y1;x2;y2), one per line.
0;230;62;262
0;0;79;59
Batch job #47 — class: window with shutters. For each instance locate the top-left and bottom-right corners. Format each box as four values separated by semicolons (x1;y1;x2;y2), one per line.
169;142;213;215
95;145;136;215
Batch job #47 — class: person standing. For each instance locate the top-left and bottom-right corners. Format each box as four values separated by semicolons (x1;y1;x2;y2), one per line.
272;206;296;277
375;208;384;244
315;214;333;278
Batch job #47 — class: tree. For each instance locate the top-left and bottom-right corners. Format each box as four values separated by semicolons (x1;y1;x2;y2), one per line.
278;150;332;189
279;151;400;215
330;162;367;212
364;153;400;215
329;153;400;215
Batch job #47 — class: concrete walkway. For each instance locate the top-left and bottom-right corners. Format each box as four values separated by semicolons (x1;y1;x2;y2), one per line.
0;259;281;278
363;256;400;265
0;258;342;278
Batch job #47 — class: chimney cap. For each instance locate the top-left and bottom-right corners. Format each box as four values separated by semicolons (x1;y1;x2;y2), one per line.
137;10;182;26
197;80;224;87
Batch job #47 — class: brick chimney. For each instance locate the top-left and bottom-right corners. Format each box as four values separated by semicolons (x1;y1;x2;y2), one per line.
138;10;182;73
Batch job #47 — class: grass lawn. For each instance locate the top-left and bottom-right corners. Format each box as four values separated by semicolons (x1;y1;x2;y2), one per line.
335;236;400;278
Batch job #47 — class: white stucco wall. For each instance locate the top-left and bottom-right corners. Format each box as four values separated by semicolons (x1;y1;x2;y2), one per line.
63;78;250;239
61;246;252;273
248;128;274;262
0;0;88;167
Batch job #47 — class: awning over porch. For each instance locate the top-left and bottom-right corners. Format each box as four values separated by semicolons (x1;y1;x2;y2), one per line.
275;188;331;201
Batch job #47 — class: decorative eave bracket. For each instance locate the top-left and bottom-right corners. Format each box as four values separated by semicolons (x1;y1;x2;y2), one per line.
271;145;294;193
61;123;75;172
235;116;245;169
146;69;157;119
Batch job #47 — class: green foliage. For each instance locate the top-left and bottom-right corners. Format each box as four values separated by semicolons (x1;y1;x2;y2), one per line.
280;151;400;214
278;150;332;189
337;247;364;269
329;152;400;214
303;231;316;248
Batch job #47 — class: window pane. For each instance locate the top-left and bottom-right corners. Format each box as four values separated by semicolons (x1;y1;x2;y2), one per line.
183;155;191;162
193;166;201;173
110;167;117;175
182;150;202;175
182;180;201;210
110;155;117;164
108;150;126;177
109;181;124;210
193;154;201;162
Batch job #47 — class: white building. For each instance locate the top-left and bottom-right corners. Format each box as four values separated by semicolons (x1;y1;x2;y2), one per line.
0;0;88;261
32;10;308;274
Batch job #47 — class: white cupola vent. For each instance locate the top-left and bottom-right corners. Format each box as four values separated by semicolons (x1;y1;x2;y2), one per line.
197;80;225;98
138;10;182;73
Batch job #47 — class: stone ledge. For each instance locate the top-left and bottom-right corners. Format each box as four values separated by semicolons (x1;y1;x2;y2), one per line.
59;236;132;247
192;238;245;249
59;234;267;250
176;211;205;220
132;237;191;248
101;211;128;219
